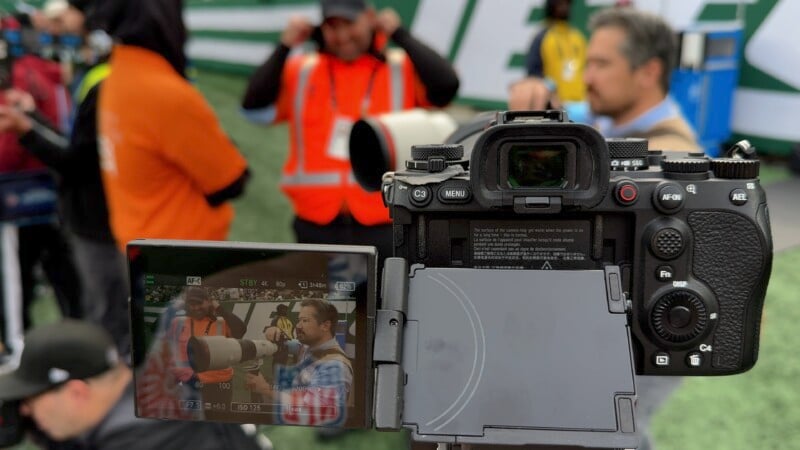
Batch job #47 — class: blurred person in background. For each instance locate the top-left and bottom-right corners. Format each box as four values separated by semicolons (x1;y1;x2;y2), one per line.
241;0;459;260
93;0;250;251
584;7;698;151
509;6;698;153
0;10;83;335
521;0;586;107
0;0;130;357
0;319;264;449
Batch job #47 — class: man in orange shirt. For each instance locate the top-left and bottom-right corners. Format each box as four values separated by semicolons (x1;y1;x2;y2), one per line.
95;0;249;250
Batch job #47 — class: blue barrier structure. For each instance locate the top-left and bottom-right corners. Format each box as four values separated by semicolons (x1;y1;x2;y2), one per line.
671;23;744;156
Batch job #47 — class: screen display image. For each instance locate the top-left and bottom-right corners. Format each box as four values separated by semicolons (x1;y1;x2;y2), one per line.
128;241;375;428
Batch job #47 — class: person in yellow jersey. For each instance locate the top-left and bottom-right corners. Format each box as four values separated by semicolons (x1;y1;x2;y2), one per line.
525;0;586;103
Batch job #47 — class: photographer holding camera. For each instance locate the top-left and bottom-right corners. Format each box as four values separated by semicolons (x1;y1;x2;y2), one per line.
245;299;353;426
0;319;262;449
241;0;459;260
166;286;246;421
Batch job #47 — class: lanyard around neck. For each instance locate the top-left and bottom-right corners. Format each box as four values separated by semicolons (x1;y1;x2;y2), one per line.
190;318;214;336
327;57;381;115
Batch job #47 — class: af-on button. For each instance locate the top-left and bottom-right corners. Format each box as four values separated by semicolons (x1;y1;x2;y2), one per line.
653;183;685;214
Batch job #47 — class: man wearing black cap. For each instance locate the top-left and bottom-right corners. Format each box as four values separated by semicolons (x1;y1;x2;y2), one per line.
241;0;459;261
0;319;264;449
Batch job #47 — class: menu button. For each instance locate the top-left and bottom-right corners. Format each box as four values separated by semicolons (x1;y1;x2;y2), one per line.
438;183;472;204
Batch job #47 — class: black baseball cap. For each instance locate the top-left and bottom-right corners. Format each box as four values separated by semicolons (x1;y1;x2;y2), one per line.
0;320;119;401
68;0;93;12
320;0;367;21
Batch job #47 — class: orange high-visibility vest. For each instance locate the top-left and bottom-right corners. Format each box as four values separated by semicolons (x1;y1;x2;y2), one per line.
169;316;233;384
276;45;431;226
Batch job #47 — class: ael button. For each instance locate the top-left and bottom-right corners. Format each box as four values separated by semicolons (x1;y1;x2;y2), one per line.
615;181;639;205
730;188;748;206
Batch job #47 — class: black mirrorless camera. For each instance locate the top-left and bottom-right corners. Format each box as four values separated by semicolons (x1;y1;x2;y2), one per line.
385;110;771;377
124;111;771;449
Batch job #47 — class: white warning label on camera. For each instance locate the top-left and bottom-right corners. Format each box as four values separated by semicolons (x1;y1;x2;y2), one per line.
471;220;595;270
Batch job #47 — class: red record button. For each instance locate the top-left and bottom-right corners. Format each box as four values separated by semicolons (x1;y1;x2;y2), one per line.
615;181;639;205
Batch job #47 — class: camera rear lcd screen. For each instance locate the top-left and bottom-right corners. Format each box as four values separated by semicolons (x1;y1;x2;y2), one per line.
128;240;376;429
507;145;567;188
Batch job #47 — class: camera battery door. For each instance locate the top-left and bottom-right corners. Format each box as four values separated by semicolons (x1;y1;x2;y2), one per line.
127;240;378;429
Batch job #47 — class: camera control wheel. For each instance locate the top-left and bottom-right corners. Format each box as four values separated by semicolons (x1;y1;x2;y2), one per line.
406;144;465;173
650;289;709;344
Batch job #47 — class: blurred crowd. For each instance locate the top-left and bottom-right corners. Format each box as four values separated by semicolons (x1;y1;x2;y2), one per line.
0;0;703;449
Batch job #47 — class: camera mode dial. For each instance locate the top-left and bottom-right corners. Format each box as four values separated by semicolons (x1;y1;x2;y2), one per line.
608;138;649;171
650;290;709;343
406;144;464;173
711;158;760;179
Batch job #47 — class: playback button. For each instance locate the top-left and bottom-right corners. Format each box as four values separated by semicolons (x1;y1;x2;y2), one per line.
654;352;671;367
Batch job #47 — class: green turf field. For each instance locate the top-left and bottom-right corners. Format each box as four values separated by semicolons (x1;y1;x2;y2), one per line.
193;70;800;450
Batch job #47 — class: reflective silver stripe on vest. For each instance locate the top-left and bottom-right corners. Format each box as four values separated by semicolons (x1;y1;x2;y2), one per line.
171;317;191;368
285;54;344;187
386;49;405;112
348;171;359;185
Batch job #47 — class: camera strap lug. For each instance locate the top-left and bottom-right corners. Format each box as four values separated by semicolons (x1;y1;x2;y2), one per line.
604;265;627;314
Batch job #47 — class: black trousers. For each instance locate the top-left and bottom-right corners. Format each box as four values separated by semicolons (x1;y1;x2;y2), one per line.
18;223;83;328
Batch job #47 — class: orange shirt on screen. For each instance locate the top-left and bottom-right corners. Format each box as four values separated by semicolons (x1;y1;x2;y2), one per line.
98;45;247;250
